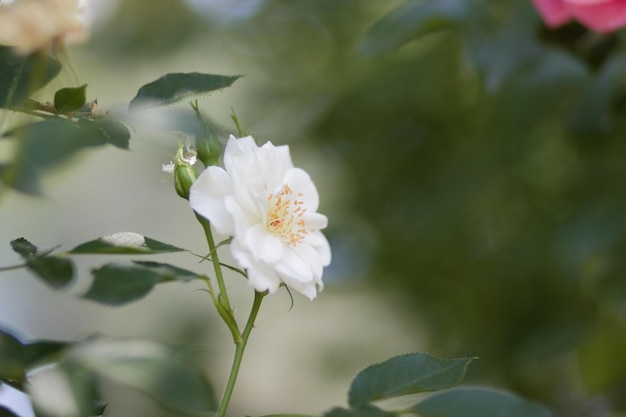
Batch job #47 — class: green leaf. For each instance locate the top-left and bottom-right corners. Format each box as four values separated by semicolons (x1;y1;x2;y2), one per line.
0;327;68;390
359;0;477;55
29;362;104;417
84;261;201;306
129;72;241;111
76;118;131;150
348;353;475;407
69;233;185;255
2;118;130;195
0;329;28;387
411;387;555;417
8;238;74;289
9;238;38;257
0;46;61;108
71;337;216;413
324;406;398;417
25;256;74;290
54;84;87;114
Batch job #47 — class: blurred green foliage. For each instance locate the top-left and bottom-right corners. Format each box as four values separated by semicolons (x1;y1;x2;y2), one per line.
178;0;626;414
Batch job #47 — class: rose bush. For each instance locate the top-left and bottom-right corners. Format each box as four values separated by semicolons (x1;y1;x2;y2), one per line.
531;0;626;32
190;135;331;300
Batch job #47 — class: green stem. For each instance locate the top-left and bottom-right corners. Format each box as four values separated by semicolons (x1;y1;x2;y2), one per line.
201;275;241;343
230;107;247;137
0;263;26;272
196;213;233;313
216;290;265;417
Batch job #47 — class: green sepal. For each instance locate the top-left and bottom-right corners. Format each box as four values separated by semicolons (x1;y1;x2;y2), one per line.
129;72;241;111
348;353;475;408
54;84;87;114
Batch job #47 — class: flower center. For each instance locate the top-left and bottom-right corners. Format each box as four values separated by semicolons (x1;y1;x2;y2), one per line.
266;183;308;246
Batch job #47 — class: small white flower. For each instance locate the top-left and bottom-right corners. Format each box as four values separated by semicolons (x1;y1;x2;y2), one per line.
161;161;175;174
101;232;145;248
189;135;331;300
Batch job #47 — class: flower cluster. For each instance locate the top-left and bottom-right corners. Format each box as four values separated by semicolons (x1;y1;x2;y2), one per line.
189;135;331;300
531;0;626;33
0;0;87;55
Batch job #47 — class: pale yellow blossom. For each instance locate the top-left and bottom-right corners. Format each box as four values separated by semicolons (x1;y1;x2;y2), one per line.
0;0;87;55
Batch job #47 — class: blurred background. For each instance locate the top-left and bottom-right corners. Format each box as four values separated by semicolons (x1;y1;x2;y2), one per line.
2;0;626;416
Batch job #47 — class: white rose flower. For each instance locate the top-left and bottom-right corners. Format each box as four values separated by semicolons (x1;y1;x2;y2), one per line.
189;135;331;300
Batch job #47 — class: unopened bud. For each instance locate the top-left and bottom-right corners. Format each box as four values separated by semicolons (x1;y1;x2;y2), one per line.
172;143;198;200
196;131;221;167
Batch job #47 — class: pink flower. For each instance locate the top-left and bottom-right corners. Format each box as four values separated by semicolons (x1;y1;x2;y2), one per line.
531;0;626;32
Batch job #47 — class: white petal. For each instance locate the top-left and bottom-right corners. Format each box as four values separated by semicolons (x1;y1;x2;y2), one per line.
189;167;235;236
230;240;281;293
245;224;284;263
274;246;314;283
255;142;293;187
283;168;319;211
224;136;257;173
302;212;328;230
310;231;332;266
293;243;324;279
281;277;318;300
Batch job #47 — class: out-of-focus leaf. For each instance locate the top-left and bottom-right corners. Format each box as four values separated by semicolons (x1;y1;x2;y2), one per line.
578;321;626;393
0;327;68;390
463;26;541;91
566;55;626;136
70;337;216;413
29;362;103;417
348;353;475;408
4;120;104;168
25;256;74;290
76;118;131;150
0;329;27;387
69;233;185;255
411;387;555;417
54;85;87;114
324;406;398;417
1;118;130;195
83;261;201;306
9;238;38;258
359;0;477;55
8;238;74;289
0;46;61;108
128;72;241;111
